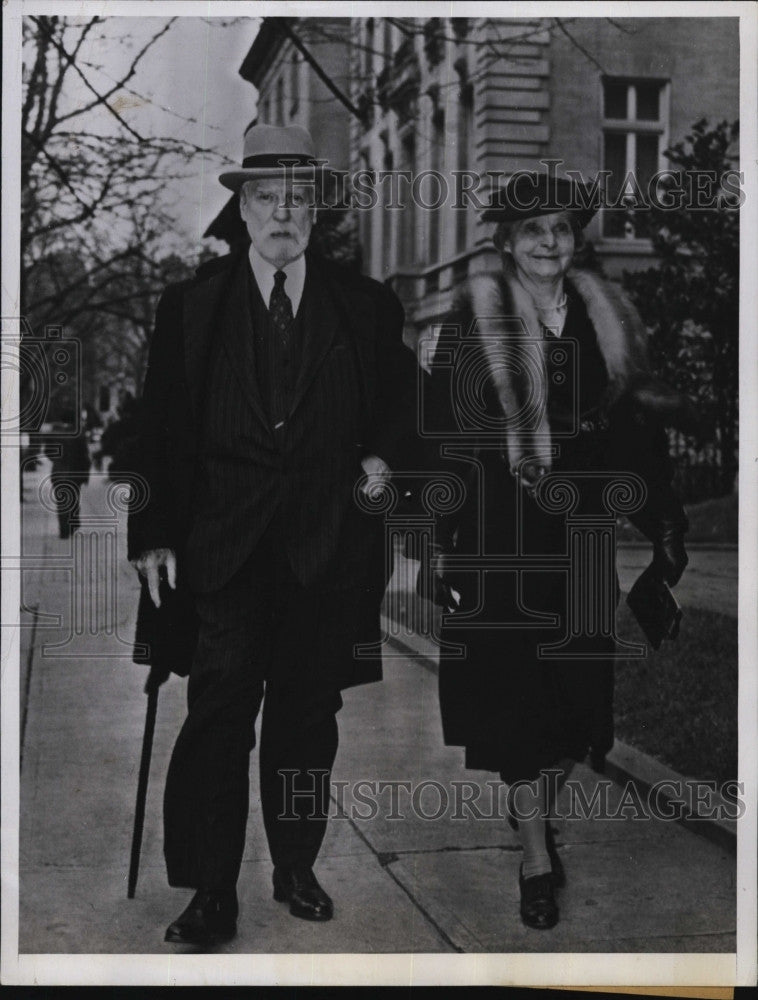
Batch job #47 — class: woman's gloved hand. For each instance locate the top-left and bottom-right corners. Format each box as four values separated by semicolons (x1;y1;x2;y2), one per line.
416;541;461;613
652;524;689;586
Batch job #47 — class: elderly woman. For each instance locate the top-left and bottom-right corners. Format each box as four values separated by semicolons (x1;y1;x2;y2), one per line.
421;173;691;930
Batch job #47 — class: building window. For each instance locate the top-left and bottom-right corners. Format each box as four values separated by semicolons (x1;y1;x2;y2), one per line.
455;71;473;253
363;18;375;80
428;107;445;266
601;77;669;239
359;150;373;271
398;131;416;268
289;53;300;116
382;18;392;59
275;77;285;125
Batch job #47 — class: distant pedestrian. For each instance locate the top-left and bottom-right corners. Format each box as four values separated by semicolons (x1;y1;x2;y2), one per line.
99;392;138;479
47;425;91;538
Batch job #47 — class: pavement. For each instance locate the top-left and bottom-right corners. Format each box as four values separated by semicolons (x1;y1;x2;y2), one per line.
17;463;737;956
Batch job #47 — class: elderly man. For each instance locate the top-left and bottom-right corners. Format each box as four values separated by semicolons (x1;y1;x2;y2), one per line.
128;124;415;945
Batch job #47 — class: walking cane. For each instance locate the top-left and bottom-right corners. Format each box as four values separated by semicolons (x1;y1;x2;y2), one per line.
127;667;162;899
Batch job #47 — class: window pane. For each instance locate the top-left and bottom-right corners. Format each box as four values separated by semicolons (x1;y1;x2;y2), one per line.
365;18;375;77
603;131;628;237
636;82;660;121
276;78;284;124
632;132;660;237
604;132;627;199
604;81;628;119
456;86;473;252
636;132;659;187
399;134;416;266
290;56;300;114
429;113;444;263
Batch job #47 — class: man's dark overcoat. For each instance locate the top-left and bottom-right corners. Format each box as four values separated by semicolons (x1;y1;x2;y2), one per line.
128;247;415;689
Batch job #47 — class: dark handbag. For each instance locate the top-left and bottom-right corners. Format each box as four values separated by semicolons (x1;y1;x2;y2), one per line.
626;562;683;650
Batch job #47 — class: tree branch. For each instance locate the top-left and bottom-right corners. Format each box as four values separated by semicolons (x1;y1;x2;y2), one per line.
280;20;364;122
554;18;607;74
29;15;176;140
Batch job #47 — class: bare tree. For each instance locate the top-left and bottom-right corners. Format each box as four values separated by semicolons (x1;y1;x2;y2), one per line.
21;14;224;407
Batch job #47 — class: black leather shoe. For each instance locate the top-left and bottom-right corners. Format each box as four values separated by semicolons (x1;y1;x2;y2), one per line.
518;865;559;930
545;823;566;889
164;888;238;945
273;866;333;921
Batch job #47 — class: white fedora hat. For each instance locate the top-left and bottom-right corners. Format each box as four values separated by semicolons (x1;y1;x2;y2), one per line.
219;123;326;191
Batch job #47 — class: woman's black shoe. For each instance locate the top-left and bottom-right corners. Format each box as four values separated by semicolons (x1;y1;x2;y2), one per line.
508;816;566;889
518;865;559;930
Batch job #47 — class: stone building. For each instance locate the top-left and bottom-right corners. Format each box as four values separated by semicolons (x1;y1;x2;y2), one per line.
219;16;738;336
349;16;739;334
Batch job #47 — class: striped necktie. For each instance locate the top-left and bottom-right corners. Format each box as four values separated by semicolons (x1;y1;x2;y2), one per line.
269;269;294;338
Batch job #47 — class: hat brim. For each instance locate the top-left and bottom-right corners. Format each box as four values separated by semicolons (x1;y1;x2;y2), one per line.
481;204;598;228
219;165;331;191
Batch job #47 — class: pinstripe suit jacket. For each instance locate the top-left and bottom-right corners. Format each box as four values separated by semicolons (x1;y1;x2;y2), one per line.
128;247;413;594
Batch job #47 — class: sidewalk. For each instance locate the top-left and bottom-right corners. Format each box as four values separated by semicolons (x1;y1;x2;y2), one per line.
18;470;736;954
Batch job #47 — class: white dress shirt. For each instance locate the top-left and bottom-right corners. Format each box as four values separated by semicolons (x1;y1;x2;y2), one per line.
248;243;306;316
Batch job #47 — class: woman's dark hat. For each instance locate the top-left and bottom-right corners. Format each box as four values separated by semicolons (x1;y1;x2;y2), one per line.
481;172;600;227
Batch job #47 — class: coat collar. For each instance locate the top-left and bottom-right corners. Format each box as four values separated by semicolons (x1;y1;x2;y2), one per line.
219;255;269;428
465;262;652;475
183;250;246;422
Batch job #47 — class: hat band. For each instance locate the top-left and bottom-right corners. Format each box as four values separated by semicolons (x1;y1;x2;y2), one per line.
241;153;318;169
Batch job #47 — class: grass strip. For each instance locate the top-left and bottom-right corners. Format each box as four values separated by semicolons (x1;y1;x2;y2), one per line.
614;602;737;784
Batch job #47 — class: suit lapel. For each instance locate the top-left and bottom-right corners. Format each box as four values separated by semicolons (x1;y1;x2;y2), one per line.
289;254;375;418
289;259;337;416
183;271;225;422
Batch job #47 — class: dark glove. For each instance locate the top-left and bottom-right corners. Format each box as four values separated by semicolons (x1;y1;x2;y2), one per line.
652;524;688;587
416;542;461;613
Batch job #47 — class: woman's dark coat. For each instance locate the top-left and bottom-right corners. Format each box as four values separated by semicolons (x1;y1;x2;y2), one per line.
424;266;688;780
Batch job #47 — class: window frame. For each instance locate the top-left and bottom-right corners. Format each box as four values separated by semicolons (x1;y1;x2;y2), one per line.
289;52;300;117
600;76;670;242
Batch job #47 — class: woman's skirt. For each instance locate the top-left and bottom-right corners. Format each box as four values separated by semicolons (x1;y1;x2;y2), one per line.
436;449;617;782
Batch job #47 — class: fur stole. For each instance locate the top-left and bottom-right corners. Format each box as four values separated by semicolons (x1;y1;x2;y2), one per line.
461;261;699;475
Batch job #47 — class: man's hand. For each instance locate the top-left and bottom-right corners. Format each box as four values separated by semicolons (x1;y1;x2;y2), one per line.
131;548;176;608
360;453;391;497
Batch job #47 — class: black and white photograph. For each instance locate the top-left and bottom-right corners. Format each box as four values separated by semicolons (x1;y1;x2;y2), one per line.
1;0;756;988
